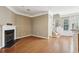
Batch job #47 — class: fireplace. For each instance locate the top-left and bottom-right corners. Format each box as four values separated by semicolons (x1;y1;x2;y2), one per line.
5;30;15;48
0;25;16;48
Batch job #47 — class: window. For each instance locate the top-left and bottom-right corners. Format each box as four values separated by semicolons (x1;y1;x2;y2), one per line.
64;19;69;30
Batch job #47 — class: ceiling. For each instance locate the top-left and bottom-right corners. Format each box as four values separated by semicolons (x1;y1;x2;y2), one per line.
6;6;49;17
6;6;79;17
51;6;79;16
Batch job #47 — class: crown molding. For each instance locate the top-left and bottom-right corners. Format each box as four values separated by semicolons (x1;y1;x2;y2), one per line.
6;6;31;17
6;6;48;17
30;12;48;17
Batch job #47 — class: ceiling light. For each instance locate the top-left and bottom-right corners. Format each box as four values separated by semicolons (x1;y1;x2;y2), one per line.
26;9;31;11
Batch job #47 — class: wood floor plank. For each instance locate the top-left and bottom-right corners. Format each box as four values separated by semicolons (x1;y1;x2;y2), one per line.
0;36;72;53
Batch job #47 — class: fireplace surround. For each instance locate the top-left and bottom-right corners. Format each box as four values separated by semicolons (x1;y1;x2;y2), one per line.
0;25;16;48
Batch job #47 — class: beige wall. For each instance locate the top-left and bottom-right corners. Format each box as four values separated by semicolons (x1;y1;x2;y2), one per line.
0;6;48;40
0;6;16;47
32;14;48;38
0;6;32;39
15;15;32;39
0;7;16;25
0;6;48;47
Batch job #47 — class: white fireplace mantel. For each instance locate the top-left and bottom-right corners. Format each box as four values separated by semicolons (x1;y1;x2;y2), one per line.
0;25;16;48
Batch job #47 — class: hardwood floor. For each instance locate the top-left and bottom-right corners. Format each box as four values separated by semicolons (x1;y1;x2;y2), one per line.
0;36;72;53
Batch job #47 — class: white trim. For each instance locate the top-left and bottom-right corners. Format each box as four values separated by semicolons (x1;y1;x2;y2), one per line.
31;35;48;39
6;6;48;17
16;34;32;39
31;12;48;17
1;25;16;48
6;6;31;17
16;34;48;39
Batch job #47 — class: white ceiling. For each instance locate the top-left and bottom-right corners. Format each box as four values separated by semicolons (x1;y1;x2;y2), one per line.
6;6;79;17
6;6;49;17
51;6;79;16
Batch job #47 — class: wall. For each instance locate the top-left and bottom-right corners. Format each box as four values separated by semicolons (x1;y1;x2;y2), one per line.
0;6;16;48
0;6;32;40
0;7;16;25
32;14;48;39
53;14;73;36
15;15;32;39
61;17;73;36
0;6;48;40
0;6;48;48
48;10;53;38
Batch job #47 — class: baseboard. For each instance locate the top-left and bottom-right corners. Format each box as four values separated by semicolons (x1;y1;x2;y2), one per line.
31;35;48;39
16;34;32;39
16;34;48;39
61;35;73;37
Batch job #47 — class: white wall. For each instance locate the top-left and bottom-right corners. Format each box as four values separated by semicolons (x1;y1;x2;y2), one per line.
48;9;53;38
58;17;73;36
53;14;73;36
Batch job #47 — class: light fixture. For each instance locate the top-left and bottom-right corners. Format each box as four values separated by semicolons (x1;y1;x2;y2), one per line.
26;9;31;11
23;6;31;12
